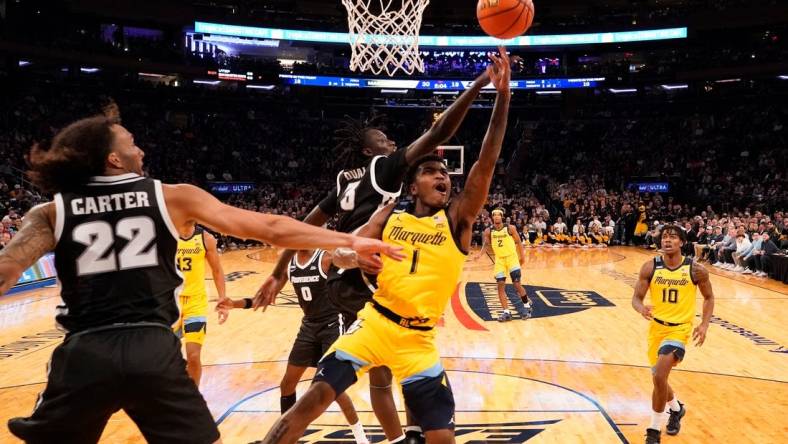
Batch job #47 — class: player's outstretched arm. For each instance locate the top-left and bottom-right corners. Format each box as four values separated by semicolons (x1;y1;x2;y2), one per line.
162;184;403;261
404;71;491;165
204;232;227;301
449;48;511;249
631;260;655;320
691;261;715;346
0;203;55;295
252;203;333;311
332;203;395;272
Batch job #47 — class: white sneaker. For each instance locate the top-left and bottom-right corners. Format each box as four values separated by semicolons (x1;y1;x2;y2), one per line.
742;268;753;275
733;266;745;272
713;262;723;267
755;271;767;277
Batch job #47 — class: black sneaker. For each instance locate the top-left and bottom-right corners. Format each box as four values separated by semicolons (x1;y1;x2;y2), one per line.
497;311;513;322
645;428;661;444
405;429;425;444
666;402;686;436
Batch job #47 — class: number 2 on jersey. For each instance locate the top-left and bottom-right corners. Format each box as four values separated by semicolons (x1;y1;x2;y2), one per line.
73;216;159;276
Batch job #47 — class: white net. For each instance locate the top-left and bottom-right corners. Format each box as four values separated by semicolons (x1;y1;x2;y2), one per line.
342;0;430;77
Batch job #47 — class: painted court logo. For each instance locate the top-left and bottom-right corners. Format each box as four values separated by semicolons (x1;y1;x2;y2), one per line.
290;420;561;443
465;283;615;321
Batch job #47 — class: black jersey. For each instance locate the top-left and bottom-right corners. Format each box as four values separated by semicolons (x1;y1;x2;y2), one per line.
288;250;337;323
52;174;182;334
317;149;409;310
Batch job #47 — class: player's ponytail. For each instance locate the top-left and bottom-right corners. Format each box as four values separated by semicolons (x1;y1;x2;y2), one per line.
27;116;114;194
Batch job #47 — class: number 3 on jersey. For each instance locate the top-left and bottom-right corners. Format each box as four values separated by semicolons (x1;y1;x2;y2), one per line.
73;216;159;276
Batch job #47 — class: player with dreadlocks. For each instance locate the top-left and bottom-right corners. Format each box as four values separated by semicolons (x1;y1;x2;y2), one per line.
253;70;492;443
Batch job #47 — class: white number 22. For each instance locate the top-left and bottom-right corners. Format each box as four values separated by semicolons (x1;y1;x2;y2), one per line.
73;216;158;276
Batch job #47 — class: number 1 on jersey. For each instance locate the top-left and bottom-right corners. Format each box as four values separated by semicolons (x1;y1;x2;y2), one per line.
410;249;420;274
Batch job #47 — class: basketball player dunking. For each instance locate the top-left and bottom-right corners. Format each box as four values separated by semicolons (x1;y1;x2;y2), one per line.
173;223;226;386
219;249;370;444
254;66;492;443
0;116;401;444
632;225;715;444
258;46;512;444
475;208;532;322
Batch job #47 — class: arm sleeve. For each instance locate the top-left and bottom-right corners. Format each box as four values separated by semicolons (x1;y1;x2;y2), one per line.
372;149;409;194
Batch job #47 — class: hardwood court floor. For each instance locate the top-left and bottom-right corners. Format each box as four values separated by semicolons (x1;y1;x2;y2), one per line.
1;247;786;443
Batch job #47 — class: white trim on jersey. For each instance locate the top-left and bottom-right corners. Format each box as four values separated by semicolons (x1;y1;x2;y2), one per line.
153;180;179;241
368;155;402;204
317;250;329;279
53;193;65;243
87;173;145;186
153;180;185;314
335;171;343;198
293;250;321;269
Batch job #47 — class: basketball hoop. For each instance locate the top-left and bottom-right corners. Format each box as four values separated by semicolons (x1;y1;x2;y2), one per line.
342;0;430;77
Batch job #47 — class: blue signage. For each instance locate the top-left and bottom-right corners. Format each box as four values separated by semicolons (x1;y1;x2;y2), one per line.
279;74;603;90
629;182;669;192
195;21;687;47
208;182;256;194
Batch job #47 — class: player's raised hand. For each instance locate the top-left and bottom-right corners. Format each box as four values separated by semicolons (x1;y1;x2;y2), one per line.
351;237;405;263
693;322;709;346
486;46;511;92
253;274;287;312
639;304;654;321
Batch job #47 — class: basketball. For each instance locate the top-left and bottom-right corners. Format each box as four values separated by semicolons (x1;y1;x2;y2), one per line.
477;0;535;40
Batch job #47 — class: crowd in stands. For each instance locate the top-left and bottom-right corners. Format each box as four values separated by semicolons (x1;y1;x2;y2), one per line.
1;76;785;281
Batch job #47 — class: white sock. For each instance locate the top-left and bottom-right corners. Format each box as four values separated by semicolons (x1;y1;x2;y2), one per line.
404;426;422;434
649;410;667;431
503;309;510;314
667;397;681;412
389;435;405;444
349;421;368;444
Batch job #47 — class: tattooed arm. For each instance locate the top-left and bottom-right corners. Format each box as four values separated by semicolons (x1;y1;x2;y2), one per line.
0;203;56;295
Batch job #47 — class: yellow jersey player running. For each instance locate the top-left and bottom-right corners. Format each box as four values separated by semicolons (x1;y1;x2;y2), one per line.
475;209;532;321
259;47;512;444
632;225;715;444
173;224;226;386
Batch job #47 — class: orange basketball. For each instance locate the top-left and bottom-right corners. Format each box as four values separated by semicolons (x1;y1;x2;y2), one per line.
477;0;535;40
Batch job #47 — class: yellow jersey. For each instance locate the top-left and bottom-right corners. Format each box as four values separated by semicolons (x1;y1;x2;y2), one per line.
176;229;207;297
649;256;697;324
374;208;467;328
491;224;518;258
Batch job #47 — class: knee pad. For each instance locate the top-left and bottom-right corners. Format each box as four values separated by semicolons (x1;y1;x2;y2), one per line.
314;352;358;397
510;269;522;282
402;372;455;432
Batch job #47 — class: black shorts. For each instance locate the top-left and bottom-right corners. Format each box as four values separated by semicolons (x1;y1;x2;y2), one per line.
288;315;344;367
7;324;219;444
327;273;373;324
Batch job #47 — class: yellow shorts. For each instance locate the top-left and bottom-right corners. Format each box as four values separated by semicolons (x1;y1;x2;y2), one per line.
173;293;208;345
325;303;442;383
494;254;521;281
647;321;692;368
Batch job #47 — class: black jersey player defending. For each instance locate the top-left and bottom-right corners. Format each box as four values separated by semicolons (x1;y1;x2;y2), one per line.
254;71;491;443
219;248;370;444
0;117;401;444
